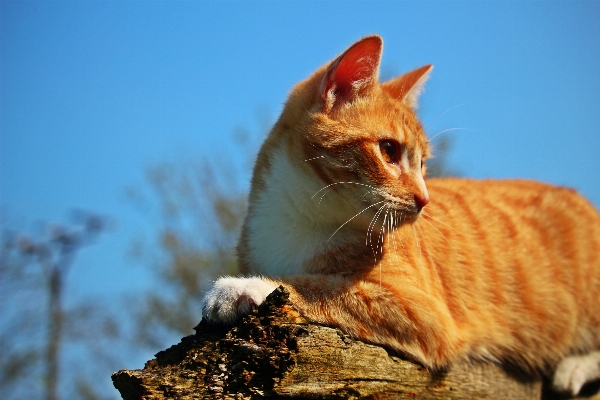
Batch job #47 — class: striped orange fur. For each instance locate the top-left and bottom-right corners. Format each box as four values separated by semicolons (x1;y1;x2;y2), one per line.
203;35;600;395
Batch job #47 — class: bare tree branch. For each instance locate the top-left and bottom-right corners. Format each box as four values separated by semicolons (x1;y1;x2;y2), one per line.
113;287;600;399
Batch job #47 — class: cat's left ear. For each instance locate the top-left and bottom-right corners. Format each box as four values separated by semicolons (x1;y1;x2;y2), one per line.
382;64;433;109
320;35;383;112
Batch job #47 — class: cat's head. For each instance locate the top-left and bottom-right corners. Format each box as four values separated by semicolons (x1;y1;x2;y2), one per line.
260;35;432;227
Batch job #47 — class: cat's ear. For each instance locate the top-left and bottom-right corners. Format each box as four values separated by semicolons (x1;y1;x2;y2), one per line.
381;64;433;109
320;35;383;111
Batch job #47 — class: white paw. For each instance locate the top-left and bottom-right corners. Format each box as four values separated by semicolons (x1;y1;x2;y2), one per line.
553;352;600;396
202;277;277;324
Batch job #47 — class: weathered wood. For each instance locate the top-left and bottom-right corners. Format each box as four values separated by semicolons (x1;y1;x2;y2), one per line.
112;287;600;399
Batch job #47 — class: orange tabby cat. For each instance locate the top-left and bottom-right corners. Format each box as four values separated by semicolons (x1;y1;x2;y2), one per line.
203;35;600;396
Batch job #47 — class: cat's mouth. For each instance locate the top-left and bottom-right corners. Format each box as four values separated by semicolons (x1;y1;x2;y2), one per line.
369;186;428;224
393;205;423;223
376;196;424;224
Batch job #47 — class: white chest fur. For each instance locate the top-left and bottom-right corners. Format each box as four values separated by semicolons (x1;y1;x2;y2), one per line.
244;146;354;276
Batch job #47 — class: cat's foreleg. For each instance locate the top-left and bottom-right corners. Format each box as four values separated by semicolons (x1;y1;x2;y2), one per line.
202;275;401;328
552;351;600;396
202;274;457;368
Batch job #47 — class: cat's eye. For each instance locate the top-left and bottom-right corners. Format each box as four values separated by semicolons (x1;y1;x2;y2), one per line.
379;140;399;164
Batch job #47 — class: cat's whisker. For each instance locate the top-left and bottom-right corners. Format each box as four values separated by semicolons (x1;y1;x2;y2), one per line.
311;181;384;200
421;210;459;234
425;103;465;133
412;224;422;260
378;207;390;258
426;153;454;170
327;200;385;242
419;214;454;246
368;203;388;263
317;192;329;208
386;209;400;276
361;190;376;201
367;203;388;247
375;206;387;257
382;206;396;286
379;209;391;286
380;205;391;250
317;183;383;209
301;155;326;163
428;127;467;142
419;214;445;238
391;210;404;271
378;212;384;249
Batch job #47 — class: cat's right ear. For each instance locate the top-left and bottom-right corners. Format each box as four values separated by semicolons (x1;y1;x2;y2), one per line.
381;64;433;110
320;35;383;112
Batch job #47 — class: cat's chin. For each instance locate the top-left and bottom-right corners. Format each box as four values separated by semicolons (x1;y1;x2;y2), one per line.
402;211;422;224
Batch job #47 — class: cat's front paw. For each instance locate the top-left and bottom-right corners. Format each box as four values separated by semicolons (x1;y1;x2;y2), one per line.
553;352;600;396
202;277;278;324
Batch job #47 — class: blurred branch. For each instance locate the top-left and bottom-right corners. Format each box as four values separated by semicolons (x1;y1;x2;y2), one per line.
126;161;246;350
1;211;112;400
427;136;462;178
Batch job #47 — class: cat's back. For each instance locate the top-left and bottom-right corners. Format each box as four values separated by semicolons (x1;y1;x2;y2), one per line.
417;177;600;343
410;178;600;362
426;177;600;225
423;177;600;266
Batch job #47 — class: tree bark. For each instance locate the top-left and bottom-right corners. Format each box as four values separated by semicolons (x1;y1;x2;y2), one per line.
112;287;600;399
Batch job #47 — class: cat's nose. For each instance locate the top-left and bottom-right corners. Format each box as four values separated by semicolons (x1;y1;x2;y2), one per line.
414;192;429;211
412;173;429;211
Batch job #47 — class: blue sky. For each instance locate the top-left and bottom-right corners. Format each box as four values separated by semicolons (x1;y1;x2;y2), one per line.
2;0;600;387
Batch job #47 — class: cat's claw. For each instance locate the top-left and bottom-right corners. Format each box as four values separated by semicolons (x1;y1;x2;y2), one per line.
202;277;277;324
553;352;600;396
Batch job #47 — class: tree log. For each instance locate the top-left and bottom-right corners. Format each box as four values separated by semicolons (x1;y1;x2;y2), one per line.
112;287;600;399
